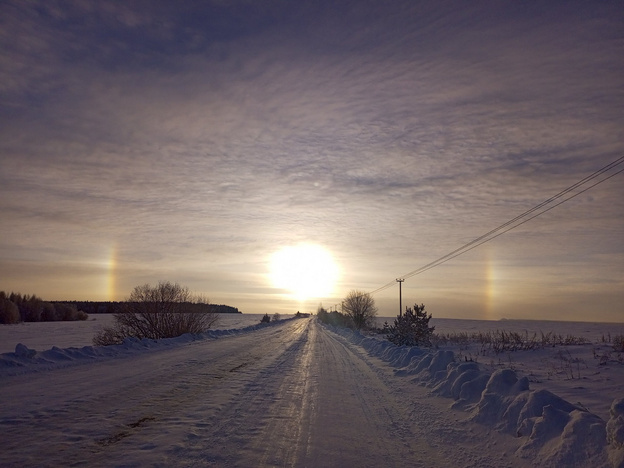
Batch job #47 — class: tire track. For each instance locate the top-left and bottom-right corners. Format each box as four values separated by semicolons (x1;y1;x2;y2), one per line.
0;319;311;467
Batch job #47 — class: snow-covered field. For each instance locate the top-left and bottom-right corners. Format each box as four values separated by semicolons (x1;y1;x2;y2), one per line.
0;313;274;354
1;316;623;467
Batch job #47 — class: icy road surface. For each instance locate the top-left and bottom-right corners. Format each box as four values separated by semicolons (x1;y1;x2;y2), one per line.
1;318;518;467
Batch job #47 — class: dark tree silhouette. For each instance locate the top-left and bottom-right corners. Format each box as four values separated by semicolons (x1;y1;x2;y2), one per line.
386;303;434;346
93;281;218;346
342;290;377;329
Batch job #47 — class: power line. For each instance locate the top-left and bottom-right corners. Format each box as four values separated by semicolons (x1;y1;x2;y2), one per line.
366;155;624;297
407;167;624;279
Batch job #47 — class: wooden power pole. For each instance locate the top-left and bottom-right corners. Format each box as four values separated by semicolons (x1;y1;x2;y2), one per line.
396;278;404;316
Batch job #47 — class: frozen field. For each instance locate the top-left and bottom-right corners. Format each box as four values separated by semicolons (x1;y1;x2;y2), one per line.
3;314;621;354
0;313;277;354
1;315;624;467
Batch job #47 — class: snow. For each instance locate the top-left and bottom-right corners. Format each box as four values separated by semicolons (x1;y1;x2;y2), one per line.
1;316;623;467
0;313;272;354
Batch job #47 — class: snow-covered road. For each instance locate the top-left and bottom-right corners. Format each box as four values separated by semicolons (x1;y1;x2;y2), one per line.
1;318;525;467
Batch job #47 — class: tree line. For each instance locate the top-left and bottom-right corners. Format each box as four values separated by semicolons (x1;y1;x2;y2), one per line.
0;290;241;325
0;291;89;324
54;301;241;315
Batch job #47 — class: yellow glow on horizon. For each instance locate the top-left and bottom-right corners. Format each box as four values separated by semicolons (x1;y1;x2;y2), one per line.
269;243;340;302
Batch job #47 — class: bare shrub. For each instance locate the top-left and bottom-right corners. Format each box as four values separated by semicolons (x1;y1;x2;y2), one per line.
341;290;377;329
93;324;132;347
93;281;218;346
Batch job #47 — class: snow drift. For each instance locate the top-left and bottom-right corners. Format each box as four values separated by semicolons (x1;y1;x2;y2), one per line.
328;325;623;468
0;319;284;377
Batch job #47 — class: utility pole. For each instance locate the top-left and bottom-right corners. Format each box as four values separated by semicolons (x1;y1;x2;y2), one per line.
396;278;404;317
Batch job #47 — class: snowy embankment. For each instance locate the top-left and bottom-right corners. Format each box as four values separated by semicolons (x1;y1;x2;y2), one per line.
2;317;624;467
0;313;278;354
0;318;285;377
329;325;624;468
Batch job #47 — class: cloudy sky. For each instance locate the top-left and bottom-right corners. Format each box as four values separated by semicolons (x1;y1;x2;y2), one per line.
1;0;623;321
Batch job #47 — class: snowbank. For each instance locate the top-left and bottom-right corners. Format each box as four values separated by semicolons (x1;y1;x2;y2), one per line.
3;317;622;467
326;324;622;468
0;318;288;377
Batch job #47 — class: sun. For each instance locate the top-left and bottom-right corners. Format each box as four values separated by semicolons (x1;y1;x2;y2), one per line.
270;243;340;301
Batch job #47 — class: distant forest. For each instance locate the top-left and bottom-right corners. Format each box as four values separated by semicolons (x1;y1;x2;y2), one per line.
0;291;88;324
55;301;241;316
0;291;241;324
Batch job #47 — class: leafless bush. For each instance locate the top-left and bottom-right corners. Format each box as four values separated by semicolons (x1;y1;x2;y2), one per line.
550;349;586;379
342;290;377;330
93;281;218;346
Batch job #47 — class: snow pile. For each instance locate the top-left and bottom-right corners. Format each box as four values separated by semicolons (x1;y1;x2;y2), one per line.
327;324;622;468
608;399;624;468
0;318;286;377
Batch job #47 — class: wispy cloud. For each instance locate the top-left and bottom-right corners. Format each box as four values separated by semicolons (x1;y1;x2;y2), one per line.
1;0;622;319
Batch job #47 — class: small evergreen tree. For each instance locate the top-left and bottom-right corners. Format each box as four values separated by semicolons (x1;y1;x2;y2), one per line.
386;303;434;347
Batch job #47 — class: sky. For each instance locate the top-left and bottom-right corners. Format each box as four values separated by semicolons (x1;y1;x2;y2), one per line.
1;0;623;322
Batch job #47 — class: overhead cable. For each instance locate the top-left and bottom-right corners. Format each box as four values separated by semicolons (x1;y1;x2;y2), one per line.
367;155;624;297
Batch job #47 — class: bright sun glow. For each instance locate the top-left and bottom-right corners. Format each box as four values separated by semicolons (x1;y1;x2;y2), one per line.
270;243;340;301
